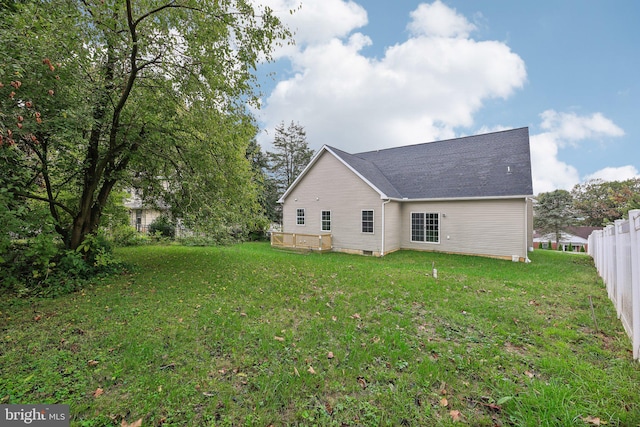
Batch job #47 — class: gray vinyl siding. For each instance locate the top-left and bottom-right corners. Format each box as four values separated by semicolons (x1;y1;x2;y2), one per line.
400;199;528;259
282;151;383;253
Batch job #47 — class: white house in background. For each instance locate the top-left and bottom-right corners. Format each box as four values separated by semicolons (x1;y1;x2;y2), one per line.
123;189;167;233
534;226;602;252
274;128;534;261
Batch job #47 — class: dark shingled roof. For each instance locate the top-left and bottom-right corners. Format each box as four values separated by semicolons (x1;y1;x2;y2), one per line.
328;127;533;199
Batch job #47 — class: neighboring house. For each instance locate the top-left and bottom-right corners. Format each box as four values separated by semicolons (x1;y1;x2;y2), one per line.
534;226;602;252
123;189;167;233
275;127;534;261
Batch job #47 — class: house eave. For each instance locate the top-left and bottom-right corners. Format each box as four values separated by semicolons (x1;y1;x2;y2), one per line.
386;194;533;202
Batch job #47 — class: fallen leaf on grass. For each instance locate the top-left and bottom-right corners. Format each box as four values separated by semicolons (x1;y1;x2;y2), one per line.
327;351;334;359
583;416;607;425
325;402;333;415
439;382;448;395
439;397;448;407
449;410;462;422
351;313;361;319
121;418;142;427
524;370;535;379
92;388;104;398
87;360;99;366
294;367;300;377
357;376;367;389
274;336;285;342
307;366;316;374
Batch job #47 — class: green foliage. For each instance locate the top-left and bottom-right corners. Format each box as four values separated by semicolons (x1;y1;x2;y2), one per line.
1;244;638;425
572;178;640;226
108;224;149;247
247;139;281;223
534;190;577;244
0;0;292;253
267;121;315;198
148;215;175;239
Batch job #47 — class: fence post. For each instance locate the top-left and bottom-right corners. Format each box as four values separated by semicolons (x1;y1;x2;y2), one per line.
629;209;640;360
615;220;626;317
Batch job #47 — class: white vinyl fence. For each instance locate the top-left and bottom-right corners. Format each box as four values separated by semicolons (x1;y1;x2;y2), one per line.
588;209;640;361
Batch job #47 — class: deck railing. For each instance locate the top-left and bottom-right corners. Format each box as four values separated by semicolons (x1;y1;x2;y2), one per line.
270;232;332;251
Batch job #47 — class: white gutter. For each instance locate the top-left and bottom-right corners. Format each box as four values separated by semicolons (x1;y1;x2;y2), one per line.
381;199;391;256
385;194;533;202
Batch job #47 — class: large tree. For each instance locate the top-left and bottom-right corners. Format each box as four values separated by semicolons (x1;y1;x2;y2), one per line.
572;178;640;226
534;189;577;245
267;121;314;196
0;0;290;250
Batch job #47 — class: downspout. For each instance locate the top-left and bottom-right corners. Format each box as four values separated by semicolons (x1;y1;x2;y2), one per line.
524;197;531;263
381;199;391;256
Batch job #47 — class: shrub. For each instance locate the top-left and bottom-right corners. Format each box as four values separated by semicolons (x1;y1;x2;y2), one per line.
1;231;125;298
109;224;148;247
148;215;175;239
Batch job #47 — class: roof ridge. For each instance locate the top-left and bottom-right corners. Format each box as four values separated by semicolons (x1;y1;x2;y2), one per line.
354;127;529;156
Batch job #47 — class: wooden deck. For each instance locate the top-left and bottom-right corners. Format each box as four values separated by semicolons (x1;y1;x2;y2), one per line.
270;232;332;252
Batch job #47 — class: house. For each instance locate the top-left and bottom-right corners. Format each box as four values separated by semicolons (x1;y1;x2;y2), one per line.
123;188;167;233
534;226;602;252
274;127;534;261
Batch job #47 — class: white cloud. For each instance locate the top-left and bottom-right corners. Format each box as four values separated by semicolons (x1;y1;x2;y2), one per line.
530;132;581;194
407;1;477;38
257;1;526;153
259;0;368;58
530;110;628;194
539;110;624;146
583;166;639;182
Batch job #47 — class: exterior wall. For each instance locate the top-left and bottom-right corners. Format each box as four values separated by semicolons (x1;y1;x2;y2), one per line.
527;198;534;251
399;198;530;260
282;152;384;254
128;208;163;233
382;200;402;255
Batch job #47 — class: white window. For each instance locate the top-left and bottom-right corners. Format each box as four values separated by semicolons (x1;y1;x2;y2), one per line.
411;212;439;243
321;210;331;231
296;208;305;225
362;210;374;233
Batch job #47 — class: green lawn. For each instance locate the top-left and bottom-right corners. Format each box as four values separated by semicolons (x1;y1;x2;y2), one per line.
1;243;639;426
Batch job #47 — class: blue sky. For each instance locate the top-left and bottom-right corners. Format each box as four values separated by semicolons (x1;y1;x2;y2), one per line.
254;1;640;194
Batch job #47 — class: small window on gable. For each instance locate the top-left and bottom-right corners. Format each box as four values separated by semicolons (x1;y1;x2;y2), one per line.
296;208;305;226
321;210;331;231
362;210;374;233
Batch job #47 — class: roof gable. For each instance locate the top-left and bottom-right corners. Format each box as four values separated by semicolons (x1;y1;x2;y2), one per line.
280;128;533;202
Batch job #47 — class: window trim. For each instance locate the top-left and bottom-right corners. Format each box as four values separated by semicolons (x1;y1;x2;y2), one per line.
361;209;374;234
321;210;331;232
296;208;306;226
410;211;440;244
